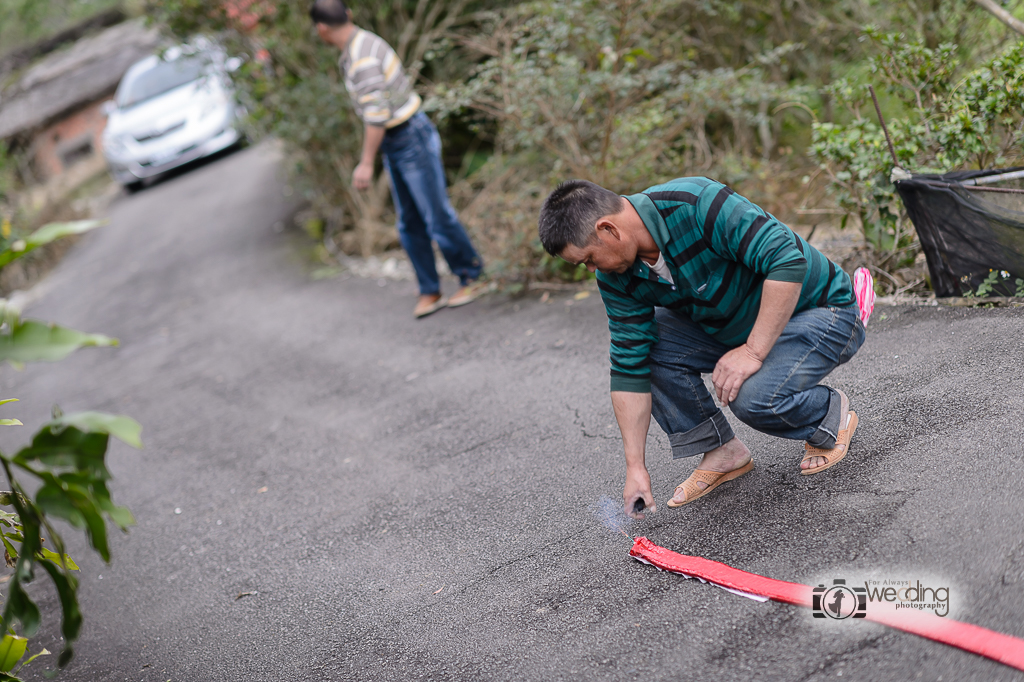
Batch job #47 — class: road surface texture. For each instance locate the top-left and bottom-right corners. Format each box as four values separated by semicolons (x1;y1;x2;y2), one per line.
3;143;1023;681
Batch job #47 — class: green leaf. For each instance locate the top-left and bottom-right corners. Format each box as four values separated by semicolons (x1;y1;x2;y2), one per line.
14;427;110;478
0;420;20;427
18;647;49;670
37;560;81;665
0;320;117;364
0;221;101;268
1;572;41;638
12;414;137;550
0;493;27;508
30;479;110;562
75;495;109;562
0;400;18;407
95;500;134;531
37;548;78;571
44;413;142;449
0;533;18;562
0;635;26;673
33;484;86;530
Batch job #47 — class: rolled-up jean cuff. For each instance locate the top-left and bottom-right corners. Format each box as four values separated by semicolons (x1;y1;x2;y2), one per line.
807;387;841;449
668;410;735;459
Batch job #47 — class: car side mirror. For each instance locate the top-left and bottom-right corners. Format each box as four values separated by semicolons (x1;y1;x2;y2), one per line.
101;100;117;116
225;57;243;73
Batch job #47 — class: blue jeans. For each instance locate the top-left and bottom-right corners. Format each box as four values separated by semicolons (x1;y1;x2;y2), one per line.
380;112;483;295
649;306;866;458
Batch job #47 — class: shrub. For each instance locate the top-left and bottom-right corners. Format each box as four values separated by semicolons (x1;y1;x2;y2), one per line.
434;0;810;284
811;31;1024;292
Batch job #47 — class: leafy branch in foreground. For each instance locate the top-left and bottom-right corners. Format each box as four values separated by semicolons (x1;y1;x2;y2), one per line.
0;219;139;679
0;409;140;670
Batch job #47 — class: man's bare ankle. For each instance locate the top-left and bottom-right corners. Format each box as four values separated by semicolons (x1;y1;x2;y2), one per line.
699;438;751;471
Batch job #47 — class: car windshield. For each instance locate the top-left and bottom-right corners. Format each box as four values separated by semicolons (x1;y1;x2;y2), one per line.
117;55;212;108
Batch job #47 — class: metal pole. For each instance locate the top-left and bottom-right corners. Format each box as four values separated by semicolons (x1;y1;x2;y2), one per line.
964;168;1024;186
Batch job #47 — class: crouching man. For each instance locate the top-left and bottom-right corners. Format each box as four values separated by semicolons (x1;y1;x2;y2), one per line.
538;178;865;518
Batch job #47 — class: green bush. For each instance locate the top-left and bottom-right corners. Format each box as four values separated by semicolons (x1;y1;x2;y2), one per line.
434;0;811;283
811;31;1024;290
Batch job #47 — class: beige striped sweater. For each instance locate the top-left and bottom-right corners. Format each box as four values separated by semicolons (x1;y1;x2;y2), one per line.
338;29;421;128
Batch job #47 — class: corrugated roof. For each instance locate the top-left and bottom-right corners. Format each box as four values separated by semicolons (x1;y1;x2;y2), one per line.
0;20;162;140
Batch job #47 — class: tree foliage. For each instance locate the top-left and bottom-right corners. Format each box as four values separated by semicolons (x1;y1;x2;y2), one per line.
435;0;808;188
0;0;123;56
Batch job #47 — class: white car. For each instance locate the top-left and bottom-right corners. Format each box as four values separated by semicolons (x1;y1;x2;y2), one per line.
102;44;244;190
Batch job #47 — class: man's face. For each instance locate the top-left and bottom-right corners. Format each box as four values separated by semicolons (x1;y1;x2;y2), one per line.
559;225;635;275
315;23;334;44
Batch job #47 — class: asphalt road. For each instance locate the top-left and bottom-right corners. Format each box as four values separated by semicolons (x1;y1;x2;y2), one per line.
4;143;1024;682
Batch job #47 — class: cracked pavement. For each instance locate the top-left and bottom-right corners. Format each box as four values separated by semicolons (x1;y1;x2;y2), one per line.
3;143;1024;681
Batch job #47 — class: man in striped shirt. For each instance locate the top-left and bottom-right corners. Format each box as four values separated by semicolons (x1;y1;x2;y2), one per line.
538;179;865;518
312;0;485;318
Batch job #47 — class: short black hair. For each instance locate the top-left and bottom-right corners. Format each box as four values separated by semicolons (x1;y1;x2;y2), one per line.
310;0;350;26
538;180;623;256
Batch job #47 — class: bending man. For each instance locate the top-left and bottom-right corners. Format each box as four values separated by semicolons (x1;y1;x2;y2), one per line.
312;0;485;318
538;178;865;518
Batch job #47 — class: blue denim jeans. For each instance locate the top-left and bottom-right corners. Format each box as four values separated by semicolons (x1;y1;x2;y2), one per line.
649;306;866;458
380;112;483;295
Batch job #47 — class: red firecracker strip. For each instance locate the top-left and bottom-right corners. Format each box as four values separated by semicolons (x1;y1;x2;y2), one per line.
630;537;1024;672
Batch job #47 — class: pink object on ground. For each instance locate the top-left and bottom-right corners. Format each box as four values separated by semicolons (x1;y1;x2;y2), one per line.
853;267;876;325
629;537;1024;672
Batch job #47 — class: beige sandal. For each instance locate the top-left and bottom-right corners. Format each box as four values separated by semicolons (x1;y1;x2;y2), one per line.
667;460;754;508
802;390;858;475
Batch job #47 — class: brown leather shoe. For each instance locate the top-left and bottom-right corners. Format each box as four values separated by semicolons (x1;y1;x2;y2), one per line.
448;281;486;308
414;294;446;318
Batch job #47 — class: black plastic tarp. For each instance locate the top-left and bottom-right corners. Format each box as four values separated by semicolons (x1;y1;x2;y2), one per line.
895;168;1024;297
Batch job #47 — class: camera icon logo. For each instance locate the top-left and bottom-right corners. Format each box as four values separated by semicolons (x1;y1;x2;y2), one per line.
813;579;867;619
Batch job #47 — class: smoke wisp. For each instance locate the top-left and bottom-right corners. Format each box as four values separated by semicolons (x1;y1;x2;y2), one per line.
593;495;634;539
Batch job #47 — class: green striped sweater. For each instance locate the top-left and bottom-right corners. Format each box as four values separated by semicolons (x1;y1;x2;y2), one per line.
599;177;855;393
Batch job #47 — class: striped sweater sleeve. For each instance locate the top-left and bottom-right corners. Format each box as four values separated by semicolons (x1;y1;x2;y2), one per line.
597;276;659;393
700;183;808;283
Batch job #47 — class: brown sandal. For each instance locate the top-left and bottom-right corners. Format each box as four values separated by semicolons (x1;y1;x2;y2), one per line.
414;295;447;318
666;460;754;508
802;392;858;475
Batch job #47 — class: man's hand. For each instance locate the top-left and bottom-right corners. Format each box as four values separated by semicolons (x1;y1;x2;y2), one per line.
712;344;763;407
624;466;656;520
352;162;374;190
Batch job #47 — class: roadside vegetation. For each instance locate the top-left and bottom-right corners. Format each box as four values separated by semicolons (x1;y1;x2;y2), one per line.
6;0;1022;295
0;0;125;58
147;0;1024;295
